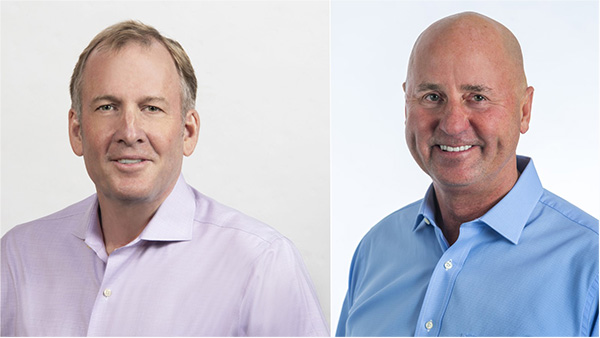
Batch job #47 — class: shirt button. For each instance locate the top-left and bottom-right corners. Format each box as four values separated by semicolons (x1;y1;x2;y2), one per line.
103;288;112;298
425;320;433;331
424;218;430;225
444;259;453;270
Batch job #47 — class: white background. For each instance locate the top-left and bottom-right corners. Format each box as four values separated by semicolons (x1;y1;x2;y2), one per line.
3;1;600;334
0;1;330;325
331;0;599;332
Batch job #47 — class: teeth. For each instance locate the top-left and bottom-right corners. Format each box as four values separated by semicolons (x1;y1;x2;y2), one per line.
440;145;472;152
118;159;142;164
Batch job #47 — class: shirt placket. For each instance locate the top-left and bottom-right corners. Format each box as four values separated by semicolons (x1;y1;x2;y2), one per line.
86;244;137;336
414;222;480;336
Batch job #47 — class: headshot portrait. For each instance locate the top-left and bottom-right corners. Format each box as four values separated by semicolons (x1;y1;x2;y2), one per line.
1;1;329;336
332;1;598;336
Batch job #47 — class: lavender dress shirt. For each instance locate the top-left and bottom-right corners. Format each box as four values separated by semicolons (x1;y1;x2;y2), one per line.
1;175;329;336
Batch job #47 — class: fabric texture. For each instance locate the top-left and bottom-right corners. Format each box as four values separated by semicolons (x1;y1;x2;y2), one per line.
2;175;329;336
337;156;598;337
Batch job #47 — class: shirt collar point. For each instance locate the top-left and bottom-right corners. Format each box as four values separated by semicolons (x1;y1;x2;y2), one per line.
476;156;541;242
414;185;437;231
138;175;196;242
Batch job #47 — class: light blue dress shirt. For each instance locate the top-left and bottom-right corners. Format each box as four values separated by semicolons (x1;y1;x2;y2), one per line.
337;156;599;337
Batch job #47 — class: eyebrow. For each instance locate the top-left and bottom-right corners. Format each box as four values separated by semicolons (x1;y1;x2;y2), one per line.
417;83;441;92
461;84;492;92
139;96;168;106
91;95;121;105
416;83;493;93
91;95;168;105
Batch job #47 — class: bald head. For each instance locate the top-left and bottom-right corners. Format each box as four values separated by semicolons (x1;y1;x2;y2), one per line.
406;12;527;93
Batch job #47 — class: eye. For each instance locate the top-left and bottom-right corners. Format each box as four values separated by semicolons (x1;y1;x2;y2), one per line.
472;94;486;102
97;104;114;111
145;106;163;113
424;93;442;102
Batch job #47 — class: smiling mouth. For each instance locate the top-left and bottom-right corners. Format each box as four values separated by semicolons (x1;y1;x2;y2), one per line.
439;145;473;152
116;159;145;164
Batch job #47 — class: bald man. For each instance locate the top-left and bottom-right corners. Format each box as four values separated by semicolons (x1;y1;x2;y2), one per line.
337;12;598;337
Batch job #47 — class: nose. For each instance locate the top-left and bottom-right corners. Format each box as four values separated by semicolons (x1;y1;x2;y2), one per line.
115;105;145;146
438;100;470;136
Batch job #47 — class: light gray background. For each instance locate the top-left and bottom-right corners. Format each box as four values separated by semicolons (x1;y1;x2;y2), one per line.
332;0;599;332
1;1;330;325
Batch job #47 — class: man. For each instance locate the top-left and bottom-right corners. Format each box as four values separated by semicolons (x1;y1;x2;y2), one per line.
1;21;328;336
337;12;598;337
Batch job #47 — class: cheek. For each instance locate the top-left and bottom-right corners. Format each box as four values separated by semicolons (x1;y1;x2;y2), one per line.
406;110;433;145
404;114;417;147
473;108;521;150
151;125;185;153
405;112;430;162
80;127;107;155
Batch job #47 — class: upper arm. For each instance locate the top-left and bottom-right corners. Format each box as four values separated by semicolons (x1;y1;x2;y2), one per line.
238;237;329;336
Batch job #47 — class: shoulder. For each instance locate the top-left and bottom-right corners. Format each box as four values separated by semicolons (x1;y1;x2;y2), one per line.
538;189;598;235
2;195;95;245
350;199;423;267
360;199;422;246
525;189;598;270
346;200;424;294
184;187;307;272
189;187;285;246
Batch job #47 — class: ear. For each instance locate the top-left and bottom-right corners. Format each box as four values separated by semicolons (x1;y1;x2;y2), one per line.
519;86;534;134
402;82;408;121
183;109;200;156
68;109;84;156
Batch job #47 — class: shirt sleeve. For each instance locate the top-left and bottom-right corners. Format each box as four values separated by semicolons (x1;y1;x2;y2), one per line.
238;237;329;337
1;234;17;337
336;291;351;336
336;237;363;337
583;274;599;337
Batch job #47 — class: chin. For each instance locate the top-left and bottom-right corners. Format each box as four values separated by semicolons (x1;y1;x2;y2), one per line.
431;171;481;188
97;179;155;204
110;189;156;203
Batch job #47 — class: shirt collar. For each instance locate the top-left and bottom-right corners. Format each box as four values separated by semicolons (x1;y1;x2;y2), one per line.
70;197;106;260
139;174;195;241
414;185;437;232
71;196;99;241
414;156;543;244
72;174;195;244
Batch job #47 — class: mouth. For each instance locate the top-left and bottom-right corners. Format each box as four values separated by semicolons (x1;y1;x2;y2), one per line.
110;156;151;166
116;159;145;164
438;145;473;152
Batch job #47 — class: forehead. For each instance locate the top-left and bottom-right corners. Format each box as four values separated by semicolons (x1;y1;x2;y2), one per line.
86;40;177;76
406;19;517;90
410;48;508;88
81;41;180;100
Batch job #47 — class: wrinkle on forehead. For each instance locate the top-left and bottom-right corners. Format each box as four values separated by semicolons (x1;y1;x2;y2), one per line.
406;12;527;92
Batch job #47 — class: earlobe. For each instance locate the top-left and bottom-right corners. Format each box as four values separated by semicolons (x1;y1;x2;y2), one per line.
519;86;534;134
68;109;84;156
183;109;200;156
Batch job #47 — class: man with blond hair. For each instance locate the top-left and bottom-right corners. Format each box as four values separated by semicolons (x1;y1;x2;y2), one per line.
1;20;328;336
337;12;598;337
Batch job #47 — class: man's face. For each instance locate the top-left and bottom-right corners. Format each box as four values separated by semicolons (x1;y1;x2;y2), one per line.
69;41;198;205
404;28;533;191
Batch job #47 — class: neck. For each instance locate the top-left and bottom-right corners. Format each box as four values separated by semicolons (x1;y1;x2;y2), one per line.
433;166;519;246
97;196;163;255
